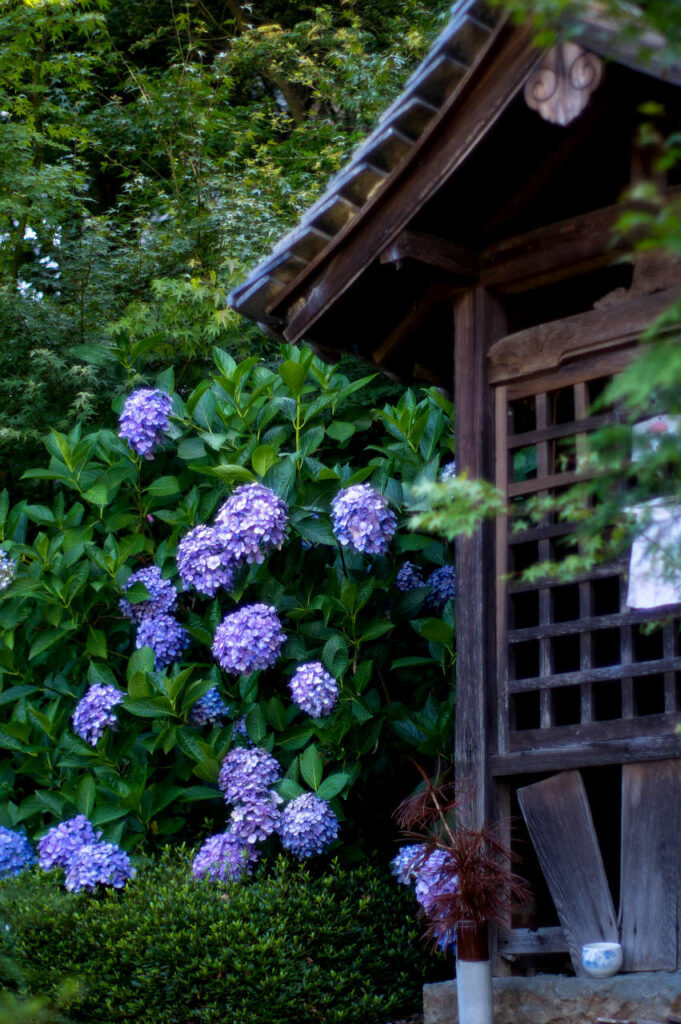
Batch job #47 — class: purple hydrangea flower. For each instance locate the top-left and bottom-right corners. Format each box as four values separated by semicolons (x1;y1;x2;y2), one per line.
192;831;255;882
230;792;282;845
64;841;135;892
177;525;235;598
427;565;456;608
331;484;396;556
288;662;339;718
218;747;281;805
0;550;15;592
214;483;288;565
414;848;459;947
212;604;285;675
136;613;190;669
390;843;427;885
395;562;425;592
119;566;177;623
37;816;101;871
0;827;35;878
118;388;172;459
189;687;229;726
233;716;250;742
441;461;457;481
278;793;339;859
72;684;124;746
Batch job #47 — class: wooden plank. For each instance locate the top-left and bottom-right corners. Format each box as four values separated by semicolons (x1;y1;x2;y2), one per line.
620;760;681;971
518;771;618;974
510;561;627;594
507;467;597;498
492;732;681;775
488;288;681;385
278;23;538;341
497;925;568;956
509;609;681;644
507;411;614;450
510;656;681;693
379;229;478;278
455;288;506;829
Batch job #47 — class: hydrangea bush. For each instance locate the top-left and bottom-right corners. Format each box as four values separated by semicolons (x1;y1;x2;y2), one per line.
0;344;455;859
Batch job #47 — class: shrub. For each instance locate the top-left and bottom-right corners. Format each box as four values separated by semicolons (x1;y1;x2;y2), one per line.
0;851;442;1024
0;343;456;857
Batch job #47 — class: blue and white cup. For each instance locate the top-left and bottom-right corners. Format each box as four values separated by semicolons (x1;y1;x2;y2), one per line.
581;941;623;979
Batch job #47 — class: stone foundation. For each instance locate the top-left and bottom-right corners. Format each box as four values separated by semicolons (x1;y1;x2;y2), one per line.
424;971;681;1024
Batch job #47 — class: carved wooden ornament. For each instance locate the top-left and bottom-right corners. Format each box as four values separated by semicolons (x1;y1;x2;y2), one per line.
524;43;604;127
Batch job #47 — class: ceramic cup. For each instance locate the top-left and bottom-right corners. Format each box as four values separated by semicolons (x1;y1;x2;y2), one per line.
581;941;623;979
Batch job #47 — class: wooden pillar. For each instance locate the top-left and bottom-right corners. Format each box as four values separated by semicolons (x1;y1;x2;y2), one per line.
454;288;506;830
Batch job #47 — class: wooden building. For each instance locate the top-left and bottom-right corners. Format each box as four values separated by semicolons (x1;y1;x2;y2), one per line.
230;0;681;977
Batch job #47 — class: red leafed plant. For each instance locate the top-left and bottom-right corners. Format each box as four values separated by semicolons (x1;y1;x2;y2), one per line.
394;762;531;943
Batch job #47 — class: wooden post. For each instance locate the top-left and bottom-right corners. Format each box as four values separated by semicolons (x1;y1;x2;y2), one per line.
454;288;506;830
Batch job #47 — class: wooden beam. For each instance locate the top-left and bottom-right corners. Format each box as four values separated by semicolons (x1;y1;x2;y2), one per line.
497;925;567;956
481;201;627;292
491;732;681;775
371;282;457;365
379;229;478;279
455;288;506;829
481;187;681;293
277;24;538;342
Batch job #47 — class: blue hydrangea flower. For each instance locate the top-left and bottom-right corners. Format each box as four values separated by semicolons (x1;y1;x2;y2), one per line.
414;848;459;947
214;483;288;565
212;604;285;675
278;793;339;859
119;566;177;623
288;662;339;718
37;816;101;871
118;388;172;459
176;525;235;598
441;461;457;481
390;843;427;885
192;831;256;882
233;716;250;742
136;613;190;669
64;841;135;892
395;562;425;592
229;792;282;845
0;550;16;592
189;687;229;727
218;747;281;805
0;827;35;878
72;684;124;746
427;565;456;608
331;484;396;556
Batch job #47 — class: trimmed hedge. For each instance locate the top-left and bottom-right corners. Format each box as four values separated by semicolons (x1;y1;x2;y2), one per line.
0;850;442;1024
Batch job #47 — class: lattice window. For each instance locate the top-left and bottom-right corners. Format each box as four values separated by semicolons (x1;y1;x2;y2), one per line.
495;361;681;756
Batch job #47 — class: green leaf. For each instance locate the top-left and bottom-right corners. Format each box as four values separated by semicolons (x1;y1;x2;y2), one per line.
86;628;107;660
76;775;96;817
278;360;307;397
146;476;181;497
122;697;174;718
316;772;350;801
360;620;394;642
279;724;314;751
28;631;63;660
177;729;216;762
123;581;150;604
189;463;256;484
412;618;453;645
24;505;55;525
251;445;278;477
245;705;267;743
326;421;355;443
127;646;155;681
322;635;349;680
299;744;323;791
83;483;109;507
276;778;304;800
265;696;287;732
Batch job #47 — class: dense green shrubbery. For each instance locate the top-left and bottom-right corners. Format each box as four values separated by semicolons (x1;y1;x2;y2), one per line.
0;853;442;1024
0;342;455;856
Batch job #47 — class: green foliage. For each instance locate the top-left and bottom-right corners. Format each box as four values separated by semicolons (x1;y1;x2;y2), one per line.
411;475;507;542
0;0;451;477
0;852;441;1024
0;343;455;855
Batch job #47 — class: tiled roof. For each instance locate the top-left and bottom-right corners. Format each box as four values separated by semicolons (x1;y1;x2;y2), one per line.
228;0;501;328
